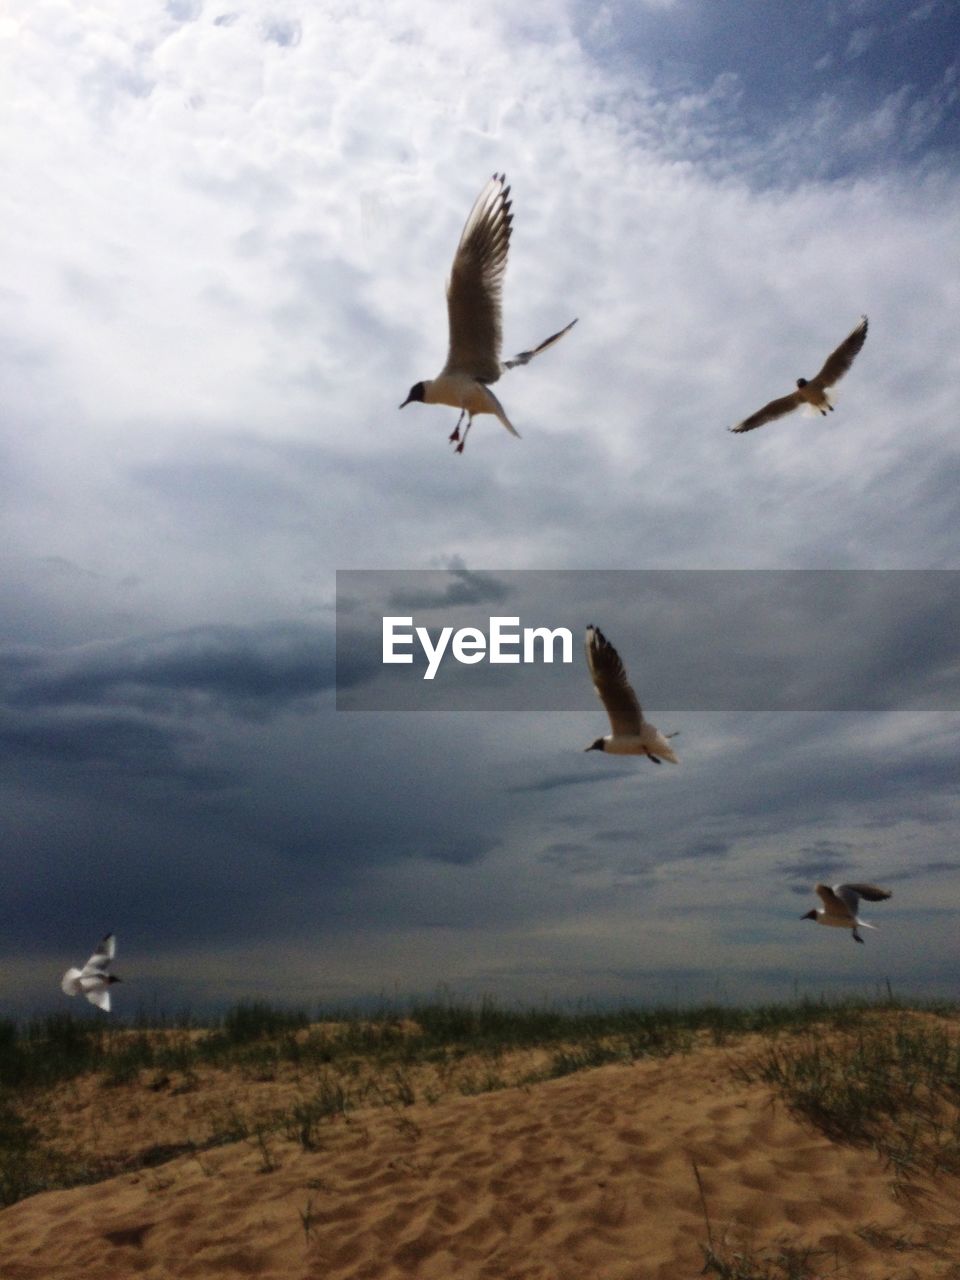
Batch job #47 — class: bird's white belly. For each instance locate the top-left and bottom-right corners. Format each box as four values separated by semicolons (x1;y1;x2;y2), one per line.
604;736;648;755
426;374;492;414
818;914;852;929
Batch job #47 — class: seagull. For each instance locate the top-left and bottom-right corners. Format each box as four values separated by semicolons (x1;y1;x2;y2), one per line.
399;173;577;453
61;933;121;1011
801;883;891;944
584;625;679;764
730;315;868;433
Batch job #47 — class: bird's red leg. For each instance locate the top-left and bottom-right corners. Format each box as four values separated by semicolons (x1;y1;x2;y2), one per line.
455;416;472;454
449;410;465;443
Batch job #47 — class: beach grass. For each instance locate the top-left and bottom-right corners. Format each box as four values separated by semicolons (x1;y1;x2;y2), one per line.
738;1018;960;1181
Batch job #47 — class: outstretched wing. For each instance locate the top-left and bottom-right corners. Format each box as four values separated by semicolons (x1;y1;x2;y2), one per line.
443;174;512;383
503;318;578;370
812;316;868;388
81;933;116;976
84;986;112;1012
839;882;891;904
585;626;643;737
730;390;804;434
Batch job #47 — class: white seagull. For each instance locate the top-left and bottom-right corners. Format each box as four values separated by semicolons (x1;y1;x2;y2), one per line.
584;625;679;764
730;315;868;433
61;933;122;1011
801;883;891;944
399;173;577;453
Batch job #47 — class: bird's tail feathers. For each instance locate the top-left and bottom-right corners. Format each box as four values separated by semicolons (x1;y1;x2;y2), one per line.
483;385;521;437
503;318;577;370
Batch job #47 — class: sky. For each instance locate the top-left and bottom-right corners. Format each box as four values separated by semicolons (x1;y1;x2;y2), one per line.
1;0;959;1017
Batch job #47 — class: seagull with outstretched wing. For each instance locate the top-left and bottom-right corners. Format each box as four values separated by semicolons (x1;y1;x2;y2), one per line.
584;626;679;764
730;316;868;433
801;883;891;944
400;173;577;453
61;933;122;1011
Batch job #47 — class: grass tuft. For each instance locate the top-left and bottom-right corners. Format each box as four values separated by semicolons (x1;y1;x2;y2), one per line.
741;1017;960;1178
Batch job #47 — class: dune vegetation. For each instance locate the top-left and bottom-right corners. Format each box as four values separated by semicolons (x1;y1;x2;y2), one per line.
1;996;958;1277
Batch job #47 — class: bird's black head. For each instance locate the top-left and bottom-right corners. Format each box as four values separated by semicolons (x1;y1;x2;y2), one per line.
796;377;808;388
584;737;606;752
801;909;817;921
399;382;425;409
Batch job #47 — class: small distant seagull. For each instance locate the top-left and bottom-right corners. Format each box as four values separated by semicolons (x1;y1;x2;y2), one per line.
730;316;868;433
801;883;891;944
399;173;577;453
584;625;679;764
61;933;121;1011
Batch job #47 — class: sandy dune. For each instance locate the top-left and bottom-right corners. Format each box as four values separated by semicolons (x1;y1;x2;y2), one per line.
2;1034;959;1279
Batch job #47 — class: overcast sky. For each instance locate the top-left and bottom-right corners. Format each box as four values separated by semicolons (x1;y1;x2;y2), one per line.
1;0;958;1016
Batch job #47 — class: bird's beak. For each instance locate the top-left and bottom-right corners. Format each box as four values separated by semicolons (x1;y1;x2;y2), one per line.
399;396;412;409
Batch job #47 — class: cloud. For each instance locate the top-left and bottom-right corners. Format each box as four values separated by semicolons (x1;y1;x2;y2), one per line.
507;770;632;794
0;707;213;783
879;858;960;884
386;567;513;611
3;623;337;719
846;25;878;59
779;842;855;886
675;837;732;861
260;16;302;47
1;0;958;1012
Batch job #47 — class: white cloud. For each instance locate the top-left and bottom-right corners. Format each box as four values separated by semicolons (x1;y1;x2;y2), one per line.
1;0;958;1008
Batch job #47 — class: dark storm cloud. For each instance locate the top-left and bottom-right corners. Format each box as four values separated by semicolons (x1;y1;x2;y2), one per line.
880;858;960;884
0;622;353;800
0;707;217;785
508;770;634;794
779;841;857;885
540;841;590;868
2;621;340;719
675;837;732;861
386;567;513;611
727;746;960;829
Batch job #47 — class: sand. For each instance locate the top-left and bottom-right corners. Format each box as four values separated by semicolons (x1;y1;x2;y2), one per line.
2;1034;958;1279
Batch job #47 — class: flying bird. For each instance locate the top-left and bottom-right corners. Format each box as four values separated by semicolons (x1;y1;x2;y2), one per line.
584;625;679;764
61;933;122;1011
730;315;868;433
801;883;891;944
399;173;577;453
